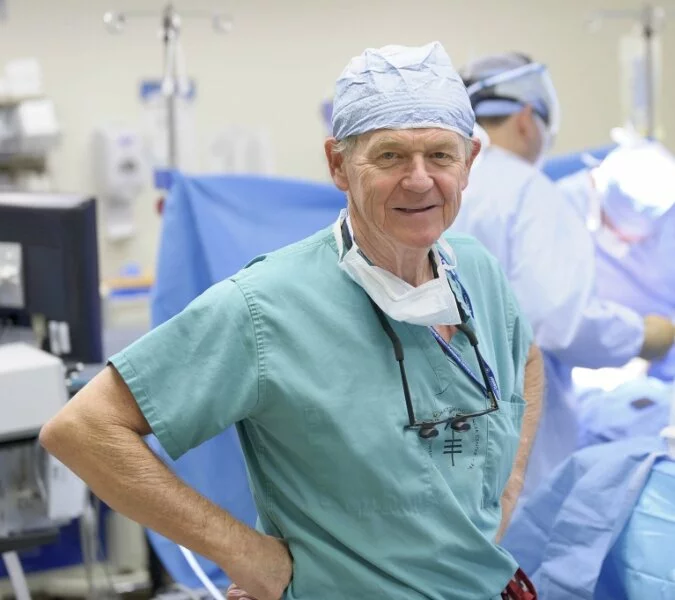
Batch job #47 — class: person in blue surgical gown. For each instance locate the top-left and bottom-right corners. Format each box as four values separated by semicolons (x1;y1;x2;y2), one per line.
451;52;675;500
557;133;675;381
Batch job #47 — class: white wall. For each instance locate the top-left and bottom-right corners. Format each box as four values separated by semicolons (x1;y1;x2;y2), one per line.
0;0;673;278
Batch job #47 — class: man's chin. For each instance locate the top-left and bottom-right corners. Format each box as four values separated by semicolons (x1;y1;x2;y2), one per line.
392;230;444;250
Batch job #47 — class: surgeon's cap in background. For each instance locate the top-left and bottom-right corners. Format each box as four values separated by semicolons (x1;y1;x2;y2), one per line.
459;51;560;136
331;41;475;141
460;52;532;119
594;130;675;238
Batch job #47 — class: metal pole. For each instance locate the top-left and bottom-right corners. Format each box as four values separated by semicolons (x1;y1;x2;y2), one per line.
103;2;232;178
586;3;672;139
162;4;180;170
642;5;655;138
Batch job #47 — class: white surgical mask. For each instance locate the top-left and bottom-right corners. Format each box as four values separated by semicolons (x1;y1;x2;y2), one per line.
595;224;631;259
333;211;462;327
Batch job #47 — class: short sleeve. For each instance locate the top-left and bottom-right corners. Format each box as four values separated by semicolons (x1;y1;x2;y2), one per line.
109;279;261;460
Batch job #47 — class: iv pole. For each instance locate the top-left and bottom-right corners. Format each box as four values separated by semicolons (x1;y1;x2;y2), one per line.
587;3;672;139
103;3;233;173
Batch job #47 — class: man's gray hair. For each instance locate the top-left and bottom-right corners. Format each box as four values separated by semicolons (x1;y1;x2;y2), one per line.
333;136;359;157
334;134;474;161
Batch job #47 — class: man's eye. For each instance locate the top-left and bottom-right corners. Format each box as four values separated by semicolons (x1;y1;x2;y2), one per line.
380;152;399;160
431;152;452;160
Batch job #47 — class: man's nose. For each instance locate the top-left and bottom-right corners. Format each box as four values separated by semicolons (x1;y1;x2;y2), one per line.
401;156;434;194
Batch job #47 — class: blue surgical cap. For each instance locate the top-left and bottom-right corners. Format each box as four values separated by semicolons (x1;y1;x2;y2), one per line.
331;41;475;141
594;138;675;238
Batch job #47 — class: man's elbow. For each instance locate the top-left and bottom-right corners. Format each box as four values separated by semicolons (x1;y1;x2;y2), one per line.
40;385;101;464
41;366;151;460
39;413;71;462
39;408;83;462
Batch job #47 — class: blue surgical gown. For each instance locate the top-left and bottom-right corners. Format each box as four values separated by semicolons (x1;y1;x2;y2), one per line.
558;169;675;381
452;146;644;498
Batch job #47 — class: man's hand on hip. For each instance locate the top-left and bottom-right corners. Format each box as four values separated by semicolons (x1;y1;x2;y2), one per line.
224;532;292;600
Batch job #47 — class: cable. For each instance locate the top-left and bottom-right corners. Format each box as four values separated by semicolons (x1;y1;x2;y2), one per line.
2;551;31;600
79;495;116;599
91;495;117;595
178;546;226;600
78;507;97;600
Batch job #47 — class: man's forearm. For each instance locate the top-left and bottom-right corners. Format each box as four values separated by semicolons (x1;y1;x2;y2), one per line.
38;363;261;580
40;367;291;600
497;344;544;540
41;411;251;568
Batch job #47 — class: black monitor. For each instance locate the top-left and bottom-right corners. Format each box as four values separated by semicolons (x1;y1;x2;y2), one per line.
0;193;103;364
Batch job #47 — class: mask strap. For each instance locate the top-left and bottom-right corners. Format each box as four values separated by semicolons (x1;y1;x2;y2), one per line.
338;214;380;267
436;238;458;270
429;250;439;278
333;211;346;257
341;218;353;251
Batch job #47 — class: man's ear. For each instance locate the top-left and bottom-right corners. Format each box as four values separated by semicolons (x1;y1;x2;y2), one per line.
324;138;349;191
459;136;482;190
466;137;482;170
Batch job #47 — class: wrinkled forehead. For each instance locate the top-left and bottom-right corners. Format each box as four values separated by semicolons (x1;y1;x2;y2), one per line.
359;128;467;153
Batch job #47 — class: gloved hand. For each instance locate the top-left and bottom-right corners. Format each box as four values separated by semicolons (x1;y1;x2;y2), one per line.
639;315;675;361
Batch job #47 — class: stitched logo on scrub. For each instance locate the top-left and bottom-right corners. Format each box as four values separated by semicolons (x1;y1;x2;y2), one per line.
426;406;481;470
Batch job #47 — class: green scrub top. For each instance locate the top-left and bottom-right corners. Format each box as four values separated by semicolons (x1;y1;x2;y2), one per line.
110;224;533;600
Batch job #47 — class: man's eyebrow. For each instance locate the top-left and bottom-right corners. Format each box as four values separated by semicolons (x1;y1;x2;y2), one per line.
368;136;462;153
368;137;407;152
428;139;461;151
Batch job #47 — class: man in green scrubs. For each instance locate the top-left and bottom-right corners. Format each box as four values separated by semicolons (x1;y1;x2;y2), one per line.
41;41;543;600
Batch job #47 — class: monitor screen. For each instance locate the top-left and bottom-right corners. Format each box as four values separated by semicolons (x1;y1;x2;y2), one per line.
0;192;103;364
